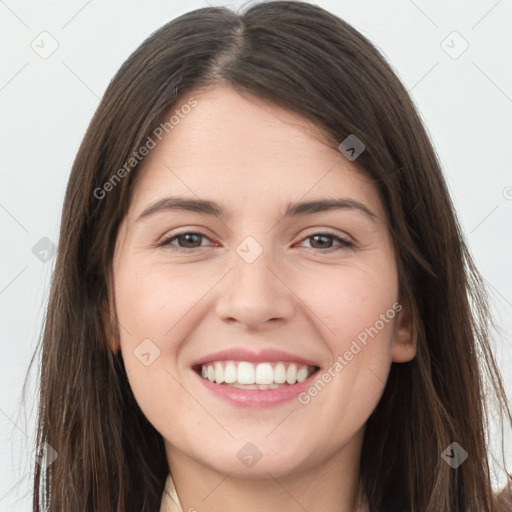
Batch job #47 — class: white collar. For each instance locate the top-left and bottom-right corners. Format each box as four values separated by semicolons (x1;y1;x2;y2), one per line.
159;472;184;512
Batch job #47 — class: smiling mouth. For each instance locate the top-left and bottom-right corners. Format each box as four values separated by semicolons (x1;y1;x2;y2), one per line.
193;361;321;389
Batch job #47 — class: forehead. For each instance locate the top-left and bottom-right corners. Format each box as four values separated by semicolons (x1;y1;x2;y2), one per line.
127;85;384;221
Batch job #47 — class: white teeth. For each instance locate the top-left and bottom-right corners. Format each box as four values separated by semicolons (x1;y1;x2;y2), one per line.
255;362;273;384
214;362;224;384
224;361;237;383
198;360;317;386
274;362;286;383
286;364;296;385
237;361;255;384
296;365;309;383
229;383;280;390
230;383;259;389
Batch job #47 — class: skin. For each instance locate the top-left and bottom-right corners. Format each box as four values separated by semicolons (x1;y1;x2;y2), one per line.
110;85;417;512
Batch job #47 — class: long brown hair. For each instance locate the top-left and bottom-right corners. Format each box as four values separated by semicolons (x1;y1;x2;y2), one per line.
27;1;511;510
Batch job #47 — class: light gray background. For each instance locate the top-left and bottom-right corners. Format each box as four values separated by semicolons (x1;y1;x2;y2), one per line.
1;1;511;509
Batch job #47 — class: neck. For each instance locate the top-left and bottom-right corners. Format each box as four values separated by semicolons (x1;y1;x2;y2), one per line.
162;431;368;512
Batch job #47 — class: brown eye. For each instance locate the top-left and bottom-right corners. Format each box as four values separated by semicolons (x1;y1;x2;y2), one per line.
159;232;210;250
298;232;354;251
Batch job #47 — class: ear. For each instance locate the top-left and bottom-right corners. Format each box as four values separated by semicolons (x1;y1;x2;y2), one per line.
391;300;417;362
102;290;121;353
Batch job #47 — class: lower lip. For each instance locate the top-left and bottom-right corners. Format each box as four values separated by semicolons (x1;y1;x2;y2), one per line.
193;368;320;408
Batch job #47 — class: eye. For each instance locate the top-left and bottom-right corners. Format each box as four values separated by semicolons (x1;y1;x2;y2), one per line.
297;231;354;252
158;231;213;250
157;230;354;252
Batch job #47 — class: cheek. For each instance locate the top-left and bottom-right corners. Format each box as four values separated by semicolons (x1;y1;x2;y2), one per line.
305;263;399;346
114;259;212;349
299;265;398;412
113;258;220;418
113;260;200;428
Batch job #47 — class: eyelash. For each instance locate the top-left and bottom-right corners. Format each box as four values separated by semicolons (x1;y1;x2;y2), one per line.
157;230;355;253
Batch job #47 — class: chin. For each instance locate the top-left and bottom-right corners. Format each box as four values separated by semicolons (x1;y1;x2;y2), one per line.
194;442;312;480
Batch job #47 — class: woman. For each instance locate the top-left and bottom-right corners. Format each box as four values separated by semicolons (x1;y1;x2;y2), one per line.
30;1;511;511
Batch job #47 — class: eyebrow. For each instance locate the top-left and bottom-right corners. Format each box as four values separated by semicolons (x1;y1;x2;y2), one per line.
136;196;378;222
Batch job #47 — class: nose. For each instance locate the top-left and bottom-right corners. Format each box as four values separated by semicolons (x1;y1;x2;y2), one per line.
215;245;295;329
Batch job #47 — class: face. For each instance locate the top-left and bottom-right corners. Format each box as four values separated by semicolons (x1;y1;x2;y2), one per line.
111;85;415;480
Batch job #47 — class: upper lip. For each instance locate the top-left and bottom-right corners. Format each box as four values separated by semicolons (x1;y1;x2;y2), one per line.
191;347;321;368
